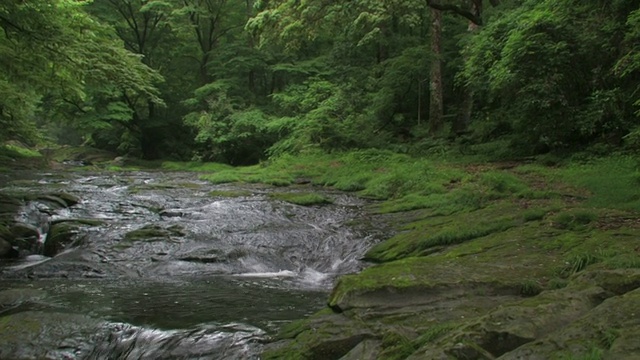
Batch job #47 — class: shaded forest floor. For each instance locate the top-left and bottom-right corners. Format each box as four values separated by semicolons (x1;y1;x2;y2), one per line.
2;143;640;359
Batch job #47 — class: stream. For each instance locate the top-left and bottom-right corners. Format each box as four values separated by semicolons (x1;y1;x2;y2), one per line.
0;170;386;359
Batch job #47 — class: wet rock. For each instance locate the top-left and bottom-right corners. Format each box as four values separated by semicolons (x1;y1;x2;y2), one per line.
159;209;183;218
0;236;18;258
35;194;69;209
0;310;99;360
124;224;185;242
84;322;266;360
0;288;47;313
44;192;80;207
263;313;376;360
8;222;40;252
43;222;79;257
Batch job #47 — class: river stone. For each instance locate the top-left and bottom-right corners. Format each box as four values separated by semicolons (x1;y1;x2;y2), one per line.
0;236;17;258
43;222;79;257
36;194;69;209
0;192;22;214
52;192;80;207
9;222;40;251
0;288;47;309
0;310;100;360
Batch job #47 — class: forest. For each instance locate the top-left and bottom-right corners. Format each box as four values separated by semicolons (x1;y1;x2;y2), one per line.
1;0;639;163
2;1;640;359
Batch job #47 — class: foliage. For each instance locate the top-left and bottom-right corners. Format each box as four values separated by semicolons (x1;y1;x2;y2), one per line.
0;0;163;149
463;0;640;153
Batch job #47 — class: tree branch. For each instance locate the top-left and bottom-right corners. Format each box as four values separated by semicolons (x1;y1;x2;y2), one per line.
425;0;483;25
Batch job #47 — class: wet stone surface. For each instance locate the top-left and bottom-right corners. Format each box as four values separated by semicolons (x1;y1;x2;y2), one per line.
0;170;386;359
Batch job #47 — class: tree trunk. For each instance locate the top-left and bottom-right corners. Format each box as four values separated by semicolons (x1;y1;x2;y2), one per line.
453;0;482;135
429;7;443;135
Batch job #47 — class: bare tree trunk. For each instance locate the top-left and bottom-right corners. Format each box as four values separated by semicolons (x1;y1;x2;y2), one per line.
429;7;443;135
453;0;482;135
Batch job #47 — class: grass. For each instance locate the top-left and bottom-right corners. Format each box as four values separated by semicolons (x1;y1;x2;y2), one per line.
1;144;42;158
161;161;232;172
177;150;640;359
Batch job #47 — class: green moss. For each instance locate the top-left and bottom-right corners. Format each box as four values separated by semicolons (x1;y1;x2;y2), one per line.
379;330;416;360
551;210;598;230
479;170;529;195
2;144;41;158
366;202;520;262
269;192;332;206
555;345;604;360
162;161;232;172
522;208;549;222
200;171;242;184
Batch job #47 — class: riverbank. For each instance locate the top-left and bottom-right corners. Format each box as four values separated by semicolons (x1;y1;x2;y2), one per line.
183;150;640;359
2;144;640;359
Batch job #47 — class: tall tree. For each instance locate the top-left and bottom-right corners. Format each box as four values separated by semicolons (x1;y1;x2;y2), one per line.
429;7;443;134
0;0;162;145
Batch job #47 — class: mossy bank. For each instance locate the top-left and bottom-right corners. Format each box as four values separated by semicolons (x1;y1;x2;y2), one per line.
185;150;640;359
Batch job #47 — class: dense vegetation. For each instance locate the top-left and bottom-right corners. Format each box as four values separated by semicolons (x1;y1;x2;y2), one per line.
1;0;639;162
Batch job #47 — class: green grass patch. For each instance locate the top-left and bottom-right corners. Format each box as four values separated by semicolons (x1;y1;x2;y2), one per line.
556;345;603;360
269;192;332;206
1;144;42;158
366;203;520;262
522;208;549;222
479;170;529;195
551;209;598;230
200;171;242;184
557;155;640;211
161;161;232;172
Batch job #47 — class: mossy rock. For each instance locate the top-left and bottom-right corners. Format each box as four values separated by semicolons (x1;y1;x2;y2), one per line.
571;269;640;296
0;311;98;359
8;223;40;250
262;312;375;360
499;288;640;359
43;222;81;256
123;224;185;243
0;236;17;258
269;192;332;206
409;286;611;359
0;288;47;308
50;192;80;207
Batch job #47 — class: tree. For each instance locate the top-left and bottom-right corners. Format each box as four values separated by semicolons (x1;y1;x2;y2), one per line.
464;0;639;152
0;0;162;146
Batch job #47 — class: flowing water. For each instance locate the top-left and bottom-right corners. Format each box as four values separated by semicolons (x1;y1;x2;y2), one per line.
0;170;387;359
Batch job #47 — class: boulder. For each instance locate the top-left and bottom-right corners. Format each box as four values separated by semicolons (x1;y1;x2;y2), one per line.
35;192;80;209
43;222;79;257
0;236;17;258
499;287;640;359
9;222;40;252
